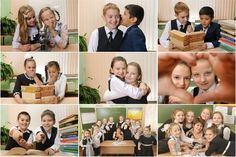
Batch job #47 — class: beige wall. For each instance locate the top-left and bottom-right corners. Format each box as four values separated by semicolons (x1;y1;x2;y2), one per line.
83;53;157;102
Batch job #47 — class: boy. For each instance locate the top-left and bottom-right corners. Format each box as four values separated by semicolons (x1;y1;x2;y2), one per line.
120;4;147;51
88;3;123;52
160;2;192;49
194;6;221;50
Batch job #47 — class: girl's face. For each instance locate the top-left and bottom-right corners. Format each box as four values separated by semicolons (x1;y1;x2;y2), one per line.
174;111;185;123
25;61;36;77
125;65;140;86
48;66;59;79
103;9;120;30
125;119;130;124
18;114;30;131
143;128;151;136
41;115;54;132
26;11;36;27
96;120;102;127
102;118;107;124
175;11;189;25
111;61;127;78
191;59;215;91
119;116;124;121
41;10;56;28
109;117;114;123
84;131;91;138
213;113;223;125
172;64;191;90
205;130;216;142
201;109;211;121
193;122;203;133
186;111;194;123
170;125;181;138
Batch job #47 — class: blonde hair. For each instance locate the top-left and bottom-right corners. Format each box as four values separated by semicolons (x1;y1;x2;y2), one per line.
174;2;189;14
38;7;60;27
18;5;36;44
167;123;181;136
103;3;120;16
200;108;213;121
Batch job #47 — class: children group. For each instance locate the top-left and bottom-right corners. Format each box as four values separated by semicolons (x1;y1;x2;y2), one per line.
13;56;67;104
80;116;156;156
88;3;147;52
5;110;60;155
158;108;235;156
12;5;68;51
160;2;221;50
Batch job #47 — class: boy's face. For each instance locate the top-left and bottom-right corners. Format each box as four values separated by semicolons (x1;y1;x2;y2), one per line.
205;130;216;142
41;115;54;132
191;59;215;91
103;9;121;30
111;61;127;78
200;15;212;28
213;113;223;125
175;11;189;25
121;9;135;27
18;115;30;131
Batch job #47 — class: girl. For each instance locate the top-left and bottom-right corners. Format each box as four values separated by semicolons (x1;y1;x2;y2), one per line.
113;127;124;141
204;125;235;156
5;112;33;150
122;118;132;140
199;108;213;131
116;116;125;129
80;129;94;156
45;61;67;101
13;56;43;104
12;5;41;51
106;117;116;140
88;3;123;52
191;58;218;104
183;110;195;133
100;118;109;140
39;7;68;49
138;125;157;156
35;109;59;155
103;57;149;104
212;111;235;141
158;61;191;104
167;123;191;156
92;125;103;156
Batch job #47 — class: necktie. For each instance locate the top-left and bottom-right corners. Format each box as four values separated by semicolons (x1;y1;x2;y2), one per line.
180;25;185;32
108;31;113;43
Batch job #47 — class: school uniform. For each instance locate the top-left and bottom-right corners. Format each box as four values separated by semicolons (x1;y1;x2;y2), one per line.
183;123;193;134
117;121;125;129
218;124;235;142
168;136;181;154
35;126;60;151
120;25;147;52
13;73;43;97
192;82;218;104
80;137;94;156
160;19;192;48
53;73;67;99
138;134;157;156
12;24;40;48
122;123;132;140
101;124;109;140
105;75;143;104
48;22;68;48
205;135;235;156
88;26;123;52
106;122;116;140
5;126;33;150
127;83;148;104
133;129;142;155
92;131;103;156
194;22;221;48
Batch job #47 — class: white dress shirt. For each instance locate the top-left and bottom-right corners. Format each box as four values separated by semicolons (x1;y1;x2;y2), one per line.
10;126;33;144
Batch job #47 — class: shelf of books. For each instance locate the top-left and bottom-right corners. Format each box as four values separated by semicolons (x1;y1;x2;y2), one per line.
218;20;235;52
59;114;78;155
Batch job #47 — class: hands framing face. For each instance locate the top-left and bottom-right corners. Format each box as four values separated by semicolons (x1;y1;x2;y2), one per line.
158;52;235;104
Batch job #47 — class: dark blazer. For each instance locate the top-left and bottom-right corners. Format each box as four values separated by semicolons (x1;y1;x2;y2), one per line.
120;25;147;51
194;22;221;48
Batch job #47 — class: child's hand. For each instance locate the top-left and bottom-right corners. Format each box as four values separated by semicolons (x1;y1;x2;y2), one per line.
168;96;182;104
139;82;148;95
36;132;45;143
199;44;207;51
18;138;27;147
19;44;31;51
12;130;23;142
190;149;197;156
30;43;41;51
44;148;55;156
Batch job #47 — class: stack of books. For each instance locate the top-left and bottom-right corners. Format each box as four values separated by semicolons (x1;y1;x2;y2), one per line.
59;114;78;155
219;20;235;52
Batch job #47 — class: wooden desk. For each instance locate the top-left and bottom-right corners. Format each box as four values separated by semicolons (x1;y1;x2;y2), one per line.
157;45;228;52
0;44;78;52
0;150;64;156
0;97;78;104
100;140;135;155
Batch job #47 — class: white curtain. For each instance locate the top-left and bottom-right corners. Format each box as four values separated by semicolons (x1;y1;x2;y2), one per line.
142;104;157;132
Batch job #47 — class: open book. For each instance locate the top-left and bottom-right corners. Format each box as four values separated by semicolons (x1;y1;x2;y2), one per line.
6;147;46;156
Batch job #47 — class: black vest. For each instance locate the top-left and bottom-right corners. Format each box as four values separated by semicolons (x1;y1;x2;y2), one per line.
219;126;235;142
97;27;123;51
171;19;191;33
5;128;32;150
36;126;57;150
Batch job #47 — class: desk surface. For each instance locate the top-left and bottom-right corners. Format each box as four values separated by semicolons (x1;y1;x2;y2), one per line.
1;44;78;52
0;97;78;104
100;140;136;147
158;45;228;52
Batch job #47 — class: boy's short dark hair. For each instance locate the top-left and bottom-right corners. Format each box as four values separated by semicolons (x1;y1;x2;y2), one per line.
199;6;214;19
125;4;144;25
